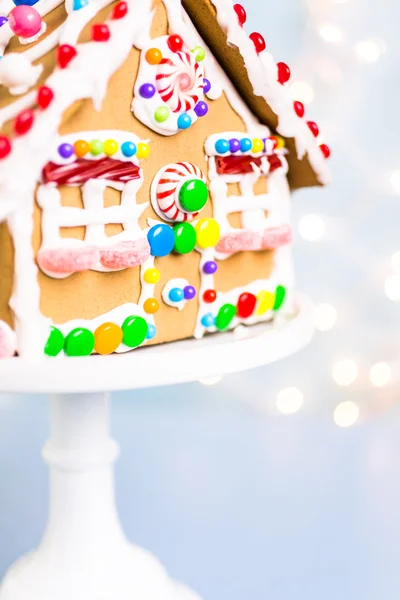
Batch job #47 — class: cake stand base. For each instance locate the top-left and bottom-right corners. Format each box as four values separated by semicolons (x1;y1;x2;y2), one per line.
0;393;201;600
0;295;314;600
1;548;200;600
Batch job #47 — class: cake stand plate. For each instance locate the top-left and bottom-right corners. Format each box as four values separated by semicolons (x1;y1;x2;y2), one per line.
0;294;314;394
0;294;314;600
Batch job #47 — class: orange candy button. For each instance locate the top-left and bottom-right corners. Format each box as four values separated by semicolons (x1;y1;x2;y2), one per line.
94;322;123;355
144;298;159;314
74;139;90;158
146;47;162;65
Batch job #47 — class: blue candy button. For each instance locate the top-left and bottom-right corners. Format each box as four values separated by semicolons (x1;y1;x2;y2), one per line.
147;224;175;257
240;138;252;153
215;139;230;154
146;324;157;340
201;313;215;328
169;288;184;303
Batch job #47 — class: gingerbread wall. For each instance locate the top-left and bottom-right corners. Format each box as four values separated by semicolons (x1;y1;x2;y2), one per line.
0;0;277;347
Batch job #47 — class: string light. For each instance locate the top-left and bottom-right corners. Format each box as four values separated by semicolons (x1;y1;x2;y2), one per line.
318;24;344;44
199;376;223;386
369;362;392;387
276;387;304;414
298;214;325;241
334;401;359;428
332;359;358;386
354;38;386;63
391;251;400;273
384;275;400;301
314;303;337;331
390;170;400;194
290;81;314;105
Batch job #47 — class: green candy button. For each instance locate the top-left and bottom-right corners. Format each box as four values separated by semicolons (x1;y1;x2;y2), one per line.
273;285;286;311
216;303;236;332
179;179;209;213
90;139;103;156
65;328;95;357
173;222;197;254
122;316;148;348
44;326;64;357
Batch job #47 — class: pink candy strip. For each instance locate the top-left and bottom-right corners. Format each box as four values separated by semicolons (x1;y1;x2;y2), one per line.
216;225;292;254
38;246;100;275
38;239;151;276
99;238;150;269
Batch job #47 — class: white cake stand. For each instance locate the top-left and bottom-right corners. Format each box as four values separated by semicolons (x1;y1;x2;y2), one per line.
0;294;314;600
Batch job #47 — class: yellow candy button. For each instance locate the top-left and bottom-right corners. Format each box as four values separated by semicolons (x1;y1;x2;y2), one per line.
137;143;150;159
276;136;285;149
256;291;275;315
94;322;123;355
104;139;119;156
252;138;264;153
195;218;220;249
144;268;160;284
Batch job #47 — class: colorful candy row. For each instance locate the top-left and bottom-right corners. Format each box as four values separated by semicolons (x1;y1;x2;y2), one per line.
214;136;284;155
138;91;209;130
147;218;220;257
57;139;150;160
201;285;287;331
44;315;156;357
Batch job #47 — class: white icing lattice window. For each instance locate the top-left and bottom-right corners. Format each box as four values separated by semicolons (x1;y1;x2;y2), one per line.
37;131;150;279
204;131;291;256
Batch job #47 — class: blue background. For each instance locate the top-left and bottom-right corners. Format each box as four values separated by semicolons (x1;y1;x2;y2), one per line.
1;0;400;598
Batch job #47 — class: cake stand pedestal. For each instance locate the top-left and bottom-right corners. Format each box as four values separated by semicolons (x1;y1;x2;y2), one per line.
0;294;314;600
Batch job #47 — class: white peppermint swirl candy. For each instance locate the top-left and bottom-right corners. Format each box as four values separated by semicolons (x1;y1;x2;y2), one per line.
156;51;204;114
151;162;208;223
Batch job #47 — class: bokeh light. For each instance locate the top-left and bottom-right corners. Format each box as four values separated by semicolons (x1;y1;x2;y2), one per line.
334;401;360;428
332;359;359;386
276;387;304;414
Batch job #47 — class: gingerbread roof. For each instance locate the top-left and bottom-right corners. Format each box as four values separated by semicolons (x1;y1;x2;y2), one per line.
0;0;330;226
182;0;330;189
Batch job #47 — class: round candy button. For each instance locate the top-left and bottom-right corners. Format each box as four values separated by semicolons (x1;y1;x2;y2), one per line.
147;224;175;257
173;222;197;254
169;288;184;303
195;218;220;249
216;304;236;331
122;316;148;348
44;326;64;357
179;179;209;213
94;322;123;355
273;285;286;311
65;328;95;356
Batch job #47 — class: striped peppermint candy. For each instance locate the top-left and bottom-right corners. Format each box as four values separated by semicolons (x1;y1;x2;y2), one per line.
156;51;204;113
152;162;206;222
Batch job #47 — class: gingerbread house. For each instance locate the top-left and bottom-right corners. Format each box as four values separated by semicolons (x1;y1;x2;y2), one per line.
0;0;330;359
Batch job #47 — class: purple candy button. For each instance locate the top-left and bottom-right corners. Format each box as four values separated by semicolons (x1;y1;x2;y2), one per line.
139;83;156;99
229;138;241;153
184;285;196;300
203;261;218;275
0;16;8;27
58;143;74;159
203;78;211;95
194;101;209;117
